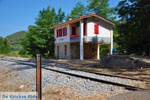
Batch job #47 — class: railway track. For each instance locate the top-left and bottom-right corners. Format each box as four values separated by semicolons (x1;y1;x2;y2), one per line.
1;57;148;82
0;57;147;91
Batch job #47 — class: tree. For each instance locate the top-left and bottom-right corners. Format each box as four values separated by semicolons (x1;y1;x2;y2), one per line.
0;37;4;54
68;0;116;21
0;37;11;54
3;38;11;54
87;0;116;20
21;6;65;57
69;2;87;19
116;0;150;56
56;8;65;23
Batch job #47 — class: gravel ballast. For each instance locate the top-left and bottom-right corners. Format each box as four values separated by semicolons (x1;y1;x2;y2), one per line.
0;57;144;96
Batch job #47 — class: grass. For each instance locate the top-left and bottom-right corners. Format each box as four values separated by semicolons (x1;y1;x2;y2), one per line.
0;50;32;58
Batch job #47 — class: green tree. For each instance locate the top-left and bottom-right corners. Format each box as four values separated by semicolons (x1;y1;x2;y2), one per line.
87;0;116;20
70;2;87;19
56;8;65;23
21;6;65;57
68;0;116;21
3;38;11;54
0;37;11;54
116;0;150;56
0;37;4;53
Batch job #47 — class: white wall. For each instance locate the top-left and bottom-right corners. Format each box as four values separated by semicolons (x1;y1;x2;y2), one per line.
87;18;112;38
55;25;70;43
54;17;113;43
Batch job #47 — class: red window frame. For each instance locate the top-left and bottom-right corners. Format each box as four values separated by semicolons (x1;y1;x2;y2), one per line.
72;27;76;35
84;22;87;36
59;29;62;37
63;28;65;36
63;27;67;36
94;24;99;34
56;29;59;37
64;45;67;56
65;27;67;36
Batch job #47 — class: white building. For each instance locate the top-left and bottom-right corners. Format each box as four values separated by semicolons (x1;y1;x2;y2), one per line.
53;13;115;60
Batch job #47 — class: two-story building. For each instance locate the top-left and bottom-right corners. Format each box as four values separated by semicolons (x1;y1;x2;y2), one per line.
53;13;115;60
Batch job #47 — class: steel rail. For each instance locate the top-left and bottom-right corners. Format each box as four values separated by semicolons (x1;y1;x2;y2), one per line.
0;58;146;91
1;57;148;82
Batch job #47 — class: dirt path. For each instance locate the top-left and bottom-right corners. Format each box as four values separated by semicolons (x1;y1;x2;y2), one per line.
107;90;150;100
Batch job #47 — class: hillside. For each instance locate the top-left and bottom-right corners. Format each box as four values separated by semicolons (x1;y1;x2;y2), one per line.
6;31;26;43
6;31;26;51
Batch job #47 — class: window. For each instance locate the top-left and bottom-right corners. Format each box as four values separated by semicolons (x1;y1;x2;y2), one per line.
84;22;87;36
56;29;59;37
63;27;67;36
72;27;76;35
59;29;62;37
94;24;99;34
64;45;67;56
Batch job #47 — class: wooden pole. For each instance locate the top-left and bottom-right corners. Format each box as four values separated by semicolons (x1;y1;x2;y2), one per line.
36;54;42;100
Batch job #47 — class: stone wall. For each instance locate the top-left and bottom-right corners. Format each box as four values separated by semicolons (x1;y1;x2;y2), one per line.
70;42;80;59
101;55;150;68
55;42;71;59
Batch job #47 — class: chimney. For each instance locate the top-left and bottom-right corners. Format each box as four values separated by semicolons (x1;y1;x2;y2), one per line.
68;17;72;21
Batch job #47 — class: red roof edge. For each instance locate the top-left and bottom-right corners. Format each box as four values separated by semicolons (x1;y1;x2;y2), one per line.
52;13;115;28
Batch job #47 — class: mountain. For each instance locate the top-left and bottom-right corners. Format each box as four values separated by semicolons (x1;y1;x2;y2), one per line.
6;31;26;51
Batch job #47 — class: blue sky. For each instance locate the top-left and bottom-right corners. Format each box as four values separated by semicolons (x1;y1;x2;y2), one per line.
0;0;121;37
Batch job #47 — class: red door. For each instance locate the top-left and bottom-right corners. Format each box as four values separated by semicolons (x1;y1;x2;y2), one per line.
57;46;59;58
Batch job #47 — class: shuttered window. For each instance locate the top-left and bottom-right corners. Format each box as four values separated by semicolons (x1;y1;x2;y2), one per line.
94;24;99;34
66;27;67;36
63;28;65;36
59;29;62;37
72;27;76;35
63;27;67;36
84;22;87;36
57;29;59;37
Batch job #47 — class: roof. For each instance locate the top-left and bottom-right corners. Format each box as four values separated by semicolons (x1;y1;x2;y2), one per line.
53;13;115;28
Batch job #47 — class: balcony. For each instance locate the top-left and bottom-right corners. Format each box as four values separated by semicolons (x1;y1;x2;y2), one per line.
70;35;80;39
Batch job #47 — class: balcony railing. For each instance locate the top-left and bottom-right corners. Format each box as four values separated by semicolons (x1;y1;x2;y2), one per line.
70;35;80;39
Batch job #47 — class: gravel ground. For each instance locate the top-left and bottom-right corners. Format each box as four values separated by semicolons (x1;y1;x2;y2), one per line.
3;57;145;87
43;66;144;87
0;57;141;96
